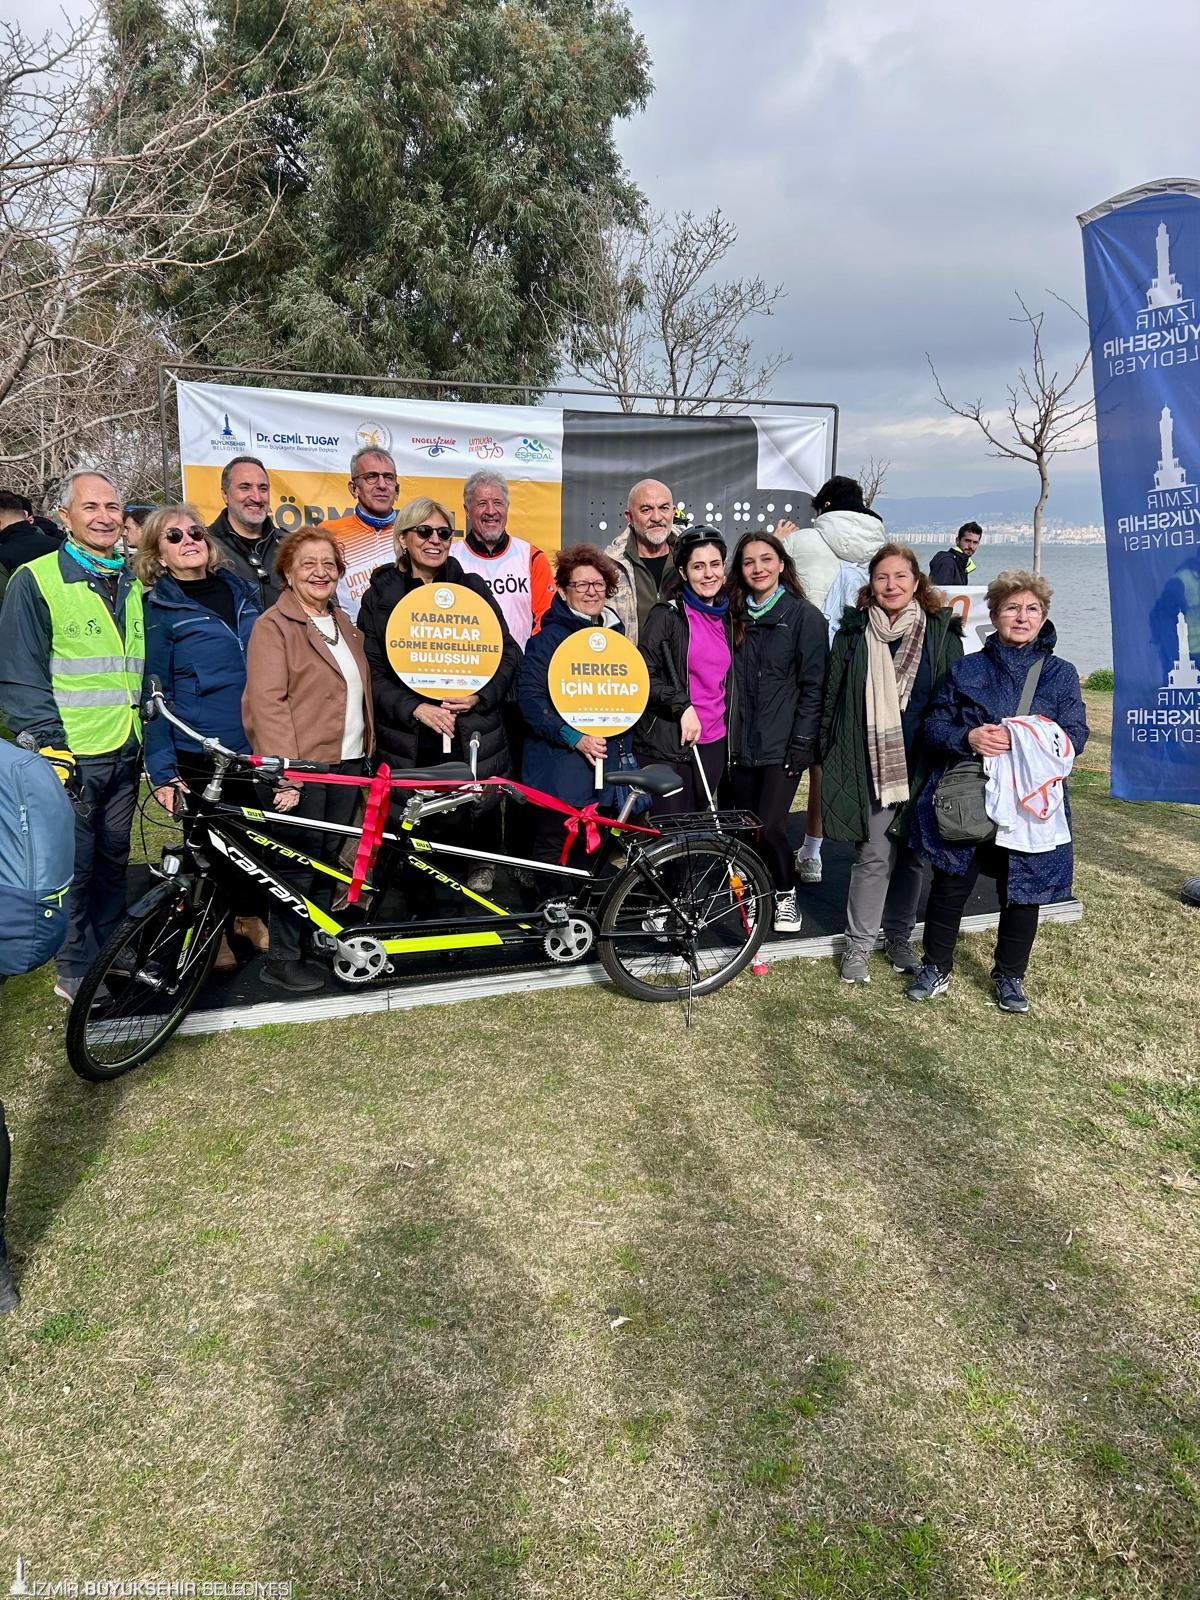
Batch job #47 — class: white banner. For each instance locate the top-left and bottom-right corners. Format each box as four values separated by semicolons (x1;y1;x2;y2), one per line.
177;381;564;484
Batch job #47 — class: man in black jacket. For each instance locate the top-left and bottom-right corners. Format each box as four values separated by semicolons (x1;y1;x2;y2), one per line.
0;490;61;572
929;521;982;585
207;455;285;608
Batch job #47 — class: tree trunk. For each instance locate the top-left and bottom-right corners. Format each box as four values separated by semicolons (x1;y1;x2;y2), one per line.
1032;459;1050;575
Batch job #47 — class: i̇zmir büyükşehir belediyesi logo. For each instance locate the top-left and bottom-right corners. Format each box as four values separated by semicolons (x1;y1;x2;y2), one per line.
1116;404;1200;553
1101;220;1199;380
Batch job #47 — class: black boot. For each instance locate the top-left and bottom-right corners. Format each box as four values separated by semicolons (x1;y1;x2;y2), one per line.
0;1100;16;1312
0;1231;17;1315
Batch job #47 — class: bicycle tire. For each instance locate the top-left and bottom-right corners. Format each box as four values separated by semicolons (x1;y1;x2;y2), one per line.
597;834;771;1002
65;879;228;1082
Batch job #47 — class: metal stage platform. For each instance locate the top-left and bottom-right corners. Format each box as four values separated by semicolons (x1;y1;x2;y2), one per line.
164;832;1083;1039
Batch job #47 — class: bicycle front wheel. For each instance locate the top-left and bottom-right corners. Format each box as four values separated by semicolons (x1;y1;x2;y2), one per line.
598;835;771;1001
66;879;228;1082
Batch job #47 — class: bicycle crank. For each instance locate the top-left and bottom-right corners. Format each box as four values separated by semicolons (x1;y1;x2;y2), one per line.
331;934;393;985
542;912;597;964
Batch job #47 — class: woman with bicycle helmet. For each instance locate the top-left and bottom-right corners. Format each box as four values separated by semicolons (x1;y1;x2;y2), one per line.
634;527;733;818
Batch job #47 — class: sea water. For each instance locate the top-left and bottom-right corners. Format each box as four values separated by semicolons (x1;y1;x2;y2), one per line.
954;543;1112;677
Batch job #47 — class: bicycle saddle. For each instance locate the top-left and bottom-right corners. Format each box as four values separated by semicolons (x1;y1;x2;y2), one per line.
394;762;478;784
602;762;684;797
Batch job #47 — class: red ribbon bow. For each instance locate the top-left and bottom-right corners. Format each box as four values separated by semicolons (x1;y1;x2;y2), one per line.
559;802;603;863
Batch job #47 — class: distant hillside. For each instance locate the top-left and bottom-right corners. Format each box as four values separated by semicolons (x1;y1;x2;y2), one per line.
875;481;1102;532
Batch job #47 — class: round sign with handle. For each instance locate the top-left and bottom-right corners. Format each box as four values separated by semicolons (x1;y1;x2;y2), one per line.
385;583;505;753
547;626;650;790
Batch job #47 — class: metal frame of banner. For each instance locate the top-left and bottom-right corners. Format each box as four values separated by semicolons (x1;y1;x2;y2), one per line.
155;361;840;498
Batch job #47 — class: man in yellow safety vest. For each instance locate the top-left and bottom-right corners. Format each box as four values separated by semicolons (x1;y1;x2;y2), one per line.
0;470;145;1003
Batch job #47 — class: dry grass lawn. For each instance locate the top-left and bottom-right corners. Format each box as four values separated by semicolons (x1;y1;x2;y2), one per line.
1;692;1198;1598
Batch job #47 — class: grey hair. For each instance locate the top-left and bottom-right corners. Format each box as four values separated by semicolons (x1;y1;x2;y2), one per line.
463;469;509;509
59;468;121;511
349;444;396;479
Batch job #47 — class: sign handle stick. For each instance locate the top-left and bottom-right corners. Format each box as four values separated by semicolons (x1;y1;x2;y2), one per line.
594;755;604;792
443;733;452;755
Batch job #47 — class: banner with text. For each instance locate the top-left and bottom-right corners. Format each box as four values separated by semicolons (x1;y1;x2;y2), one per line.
176;380;835;617
1080;180;1200;803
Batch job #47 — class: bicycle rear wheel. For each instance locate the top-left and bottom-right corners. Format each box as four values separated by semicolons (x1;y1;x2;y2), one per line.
65;879;228;1082
598;835;771;1001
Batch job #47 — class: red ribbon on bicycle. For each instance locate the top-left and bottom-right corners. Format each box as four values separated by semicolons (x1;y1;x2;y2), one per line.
264;766;661;860
345;762;392;904
558;802;603;862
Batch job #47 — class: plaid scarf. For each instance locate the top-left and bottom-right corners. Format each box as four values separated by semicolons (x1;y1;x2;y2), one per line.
864;602;925;807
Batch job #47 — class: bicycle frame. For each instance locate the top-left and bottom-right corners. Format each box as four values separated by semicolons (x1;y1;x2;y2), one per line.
146;688;765;982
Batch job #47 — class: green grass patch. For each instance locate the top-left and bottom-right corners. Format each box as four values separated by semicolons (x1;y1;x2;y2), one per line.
0;691;1198;1594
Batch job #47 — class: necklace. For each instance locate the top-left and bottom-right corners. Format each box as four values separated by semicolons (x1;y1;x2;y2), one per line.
307;609;340;647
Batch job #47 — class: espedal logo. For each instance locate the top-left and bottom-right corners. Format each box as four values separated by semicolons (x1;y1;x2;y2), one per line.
515;436;553;463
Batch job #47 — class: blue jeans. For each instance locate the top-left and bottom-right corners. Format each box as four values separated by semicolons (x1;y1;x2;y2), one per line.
58;743;140;983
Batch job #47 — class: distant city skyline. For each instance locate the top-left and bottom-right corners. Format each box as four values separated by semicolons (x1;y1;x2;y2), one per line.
617;0;1200;500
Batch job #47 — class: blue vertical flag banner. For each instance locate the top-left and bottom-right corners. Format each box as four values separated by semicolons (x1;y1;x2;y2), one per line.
1079;179;1200;804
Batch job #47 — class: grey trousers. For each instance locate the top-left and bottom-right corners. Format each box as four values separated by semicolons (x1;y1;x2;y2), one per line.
844;800;927;954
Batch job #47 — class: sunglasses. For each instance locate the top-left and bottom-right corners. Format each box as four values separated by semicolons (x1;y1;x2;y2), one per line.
163;526;207;545
406;524;454;541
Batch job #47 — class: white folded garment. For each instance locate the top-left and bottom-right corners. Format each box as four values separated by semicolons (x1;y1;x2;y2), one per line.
984;715;1075;853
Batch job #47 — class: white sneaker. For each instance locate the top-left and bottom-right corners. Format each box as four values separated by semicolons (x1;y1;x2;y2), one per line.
796;853;822;884
466;868;495;894
773;890;803;934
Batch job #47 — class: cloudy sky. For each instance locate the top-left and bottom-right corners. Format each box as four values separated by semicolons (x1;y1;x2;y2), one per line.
6;0;1198;507
615;0;1200;502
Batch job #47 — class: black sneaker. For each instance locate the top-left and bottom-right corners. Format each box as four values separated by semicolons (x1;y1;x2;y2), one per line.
905;962;951;1002
992;971;1030;1013
260;960;324;994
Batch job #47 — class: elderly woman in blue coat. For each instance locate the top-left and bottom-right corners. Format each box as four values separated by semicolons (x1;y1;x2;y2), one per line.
138;504;268;961
906;570;1089;1013
518;543;635;867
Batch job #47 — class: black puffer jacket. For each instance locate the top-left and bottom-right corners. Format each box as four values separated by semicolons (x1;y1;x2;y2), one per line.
357;555;520;779
634;595;735;765
728;590;828;769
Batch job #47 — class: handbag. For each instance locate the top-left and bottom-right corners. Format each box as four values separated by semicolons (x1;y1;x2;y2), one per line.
931;658;1043;846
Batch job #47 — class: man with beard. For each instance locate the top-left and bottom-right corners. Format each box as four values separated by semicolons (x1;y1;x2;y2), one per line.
453;470;554;647
207;455;285;609
604;478;678;646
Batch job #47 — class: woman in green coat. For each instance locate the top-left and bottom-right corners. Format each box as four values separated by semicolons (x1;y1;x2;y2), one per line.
819;543;963;984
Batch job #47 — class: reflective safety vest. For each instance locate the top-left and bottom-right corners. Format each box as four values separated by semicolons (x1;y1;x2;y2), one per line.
26;553;145;754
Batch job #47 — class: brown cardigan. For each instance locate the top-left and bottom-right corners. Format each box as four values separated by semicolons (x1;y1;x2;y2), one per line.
242;587;375;763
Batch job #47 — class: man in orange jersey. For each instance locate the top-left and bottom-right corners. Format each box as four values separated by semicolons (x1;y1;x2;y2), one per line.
324;446;400;621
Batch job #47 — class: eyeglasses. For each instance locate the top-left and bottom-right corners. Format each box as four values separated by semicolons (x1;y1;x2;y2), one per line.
406;524;454;541
295;561;340;576
163;526;207;545
355;471;398;486
998;604;1044;617
567;579;607;593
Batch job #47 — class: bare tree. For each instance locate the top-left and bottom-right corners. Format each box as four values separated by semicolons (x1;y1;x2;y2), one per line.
857;455;890;507
557;198;788;413
0;4;328;488
928;293;1095;573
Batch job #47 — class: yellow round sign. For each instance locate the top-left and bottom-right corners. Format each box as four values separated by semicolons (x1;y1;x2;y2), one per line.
547;626;649;736
384;583;504;699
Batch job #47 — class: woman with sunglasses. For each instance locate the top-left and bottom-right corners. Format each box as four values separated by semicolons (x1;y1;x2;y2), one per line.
358;498;520;890
139;505;270;968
